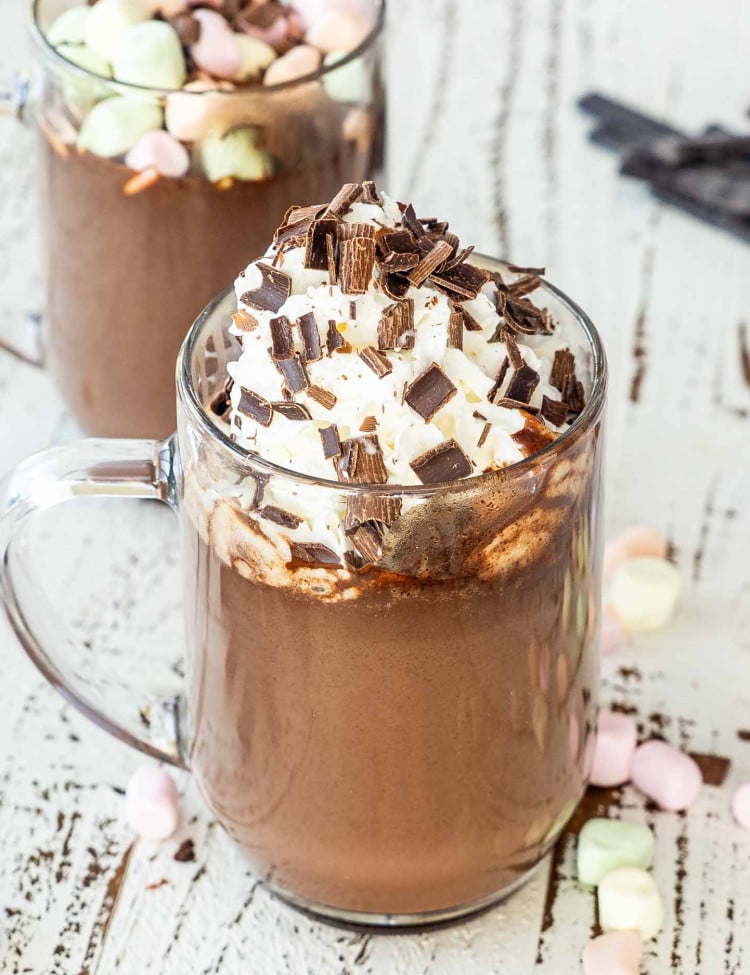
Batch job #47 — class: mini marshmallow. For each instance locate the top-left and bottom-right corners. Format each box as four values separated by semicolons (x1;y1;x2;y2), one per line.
55;43;113;117
598;866;664;940
112;20;186;89
630;739;702;811
85;0;152;61
609;556;681;632
190;9;242;80
604;526;668;579
198;127;274;181
577;818;655;886
78;96;163;157
590;710;637;787
165;82;240;141
263;44;321;85
125;129;189;177
234;34;277;81
306;7;371;52
48;5;91;45
732;783;750;830
322;50;371;103
125;764;179;840
55;42;112;78
600;609;625;655
582;931;643;975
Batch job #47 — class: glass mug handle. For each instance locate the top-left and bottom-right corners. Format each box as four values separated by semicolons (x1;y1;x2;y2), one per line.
0;436;187;769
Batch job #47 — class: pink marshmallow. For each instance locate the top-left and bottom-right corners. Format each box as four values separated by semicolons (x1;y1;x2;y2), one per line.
263;44;321;85
590;709;638;787
291;0;360;30
601;609;625;655
604;526;668;579
732;782;750;830
630;739;702;811
306;7;371;52
125;130;190;178
125;764;180;840
191;10;242;80
582;931;643;975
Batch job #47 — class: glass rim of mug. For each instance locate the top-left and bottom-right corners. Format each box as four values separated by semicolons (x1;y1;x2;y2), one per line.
29;0;386;98
177;256;608;497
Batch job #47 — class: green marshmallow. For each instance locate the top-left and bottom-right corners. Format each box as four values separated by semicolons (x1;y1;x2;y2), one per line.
198;128;275;183
577;818;655;887
112;21;186;91
47;5;91;46
78;96;163;158
56;42;112;78
84;0;151;61
55;43;112;117
323;51;372;104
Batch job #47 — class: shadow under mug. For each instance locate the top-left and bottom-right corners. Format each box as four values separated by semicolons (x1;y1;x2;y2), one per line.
0;257;607;926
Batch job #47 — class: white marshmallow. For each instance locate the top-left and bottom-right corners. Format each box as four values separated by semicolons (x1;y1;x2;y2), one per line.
112;20;186;90
77;96;163;157
84;0;152;61
609;556;681;632
47;5;91;45
598;867;664;941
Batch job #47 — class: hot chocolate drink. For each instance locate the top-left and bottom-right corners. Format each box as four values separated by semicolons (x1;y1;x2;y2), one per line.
179;182;604;921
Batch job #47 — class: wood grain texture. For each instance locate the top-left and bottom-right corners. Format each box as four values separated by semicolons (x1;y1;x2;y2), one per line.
1;0;750;971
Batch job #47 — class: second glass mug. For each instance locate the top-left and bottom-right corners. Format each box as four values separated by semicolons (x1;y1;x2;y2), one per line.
0;258;606;926
9;0;385;438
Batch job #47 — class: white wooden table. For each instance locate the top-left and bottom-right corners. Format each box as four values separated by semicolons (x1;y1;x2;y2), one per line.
1;0;749;971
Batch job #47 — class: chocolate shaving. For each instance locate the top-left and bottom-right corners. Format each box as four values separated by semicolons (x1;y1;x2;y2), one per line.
359;415;377;433
339;236;376;294
507;264;545;275
561;374;586;415
448;306;464;349
344;550;366;571
297;312;322;362
488;356;510;402
273;401;311;421
208;377;233;422
274;203;326;246
307;384;337;410
339;222;377;241
359;346;392;378
347;520;386;562
240;263;291;313
345;495;401;532
461;306;483;332
269;316;294;360
550;348;576;391
238;387;273;426
508;275;541;299
495;397;540;415
361;180;382;204
444;245;475;271
319;424;341;459
288;542;342;569
540;395;569;426
326;233;337;285
477;421;492;448
381;250;420;272
380;271;411;301
326;320;345;354
408;239;453;287
173;838;196;863
260;505;303;529
430;262;488;300
169;12;200;45
400;203;427;238
501;330;524;368
232;310;258;332
275;354;309;393
410;439;472;484
502;295;553;336
472;409;487;421
376;229;419;256
336;434;387;484
349;300;357;319
325;182;363;218
404;363;457;421
304;217;339;271
378;299;414;350
505;364;540;404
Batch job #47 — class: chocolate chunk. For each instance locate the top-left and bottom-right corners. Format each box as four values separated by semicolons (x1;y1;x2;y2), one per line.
380;271;411;301
540;395;569;426
274;203;326;246
500;330;524;367
273;401;311;421
448;306;463;349
405;363;457;421
304;217;339;271
319;424;341;459
359;415;377;432
288;542;342;569
339;222;377;240
503;295;553;336
376;229;419;256
477;421;492;448
550;348;576;391
381;250;420;272
347;520;386;562
461;306;483;331
488;356;510;402
410;439;472;484
336;434;387;484
444;244;475;271
173;838;196;863
169;12;199;45
430;262;488;300
399;203;427;238
690;752;731;787
345;494;401;531
240;263;291;313
232;310;258;332
325;182;363;218
297;312;322;362
361;180;382;204
269;315;294;360
307;384;337;410
505;364;540;404
275;354;309;393
359;346;392;377
339;236;376;294
407;239;453;287
238;387;273;426
378;298;414;350
326;319;345;354
260;505;303;529
561;374;586;415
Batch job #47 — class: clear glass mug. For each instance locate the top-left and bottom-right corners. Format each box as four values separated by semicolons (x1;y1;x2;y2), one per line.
0;257;606;926
1;0;384;438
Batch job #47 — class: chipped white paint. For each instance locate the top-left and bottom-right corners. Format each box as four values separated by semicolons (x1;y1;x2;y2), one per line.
1;0;750;971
